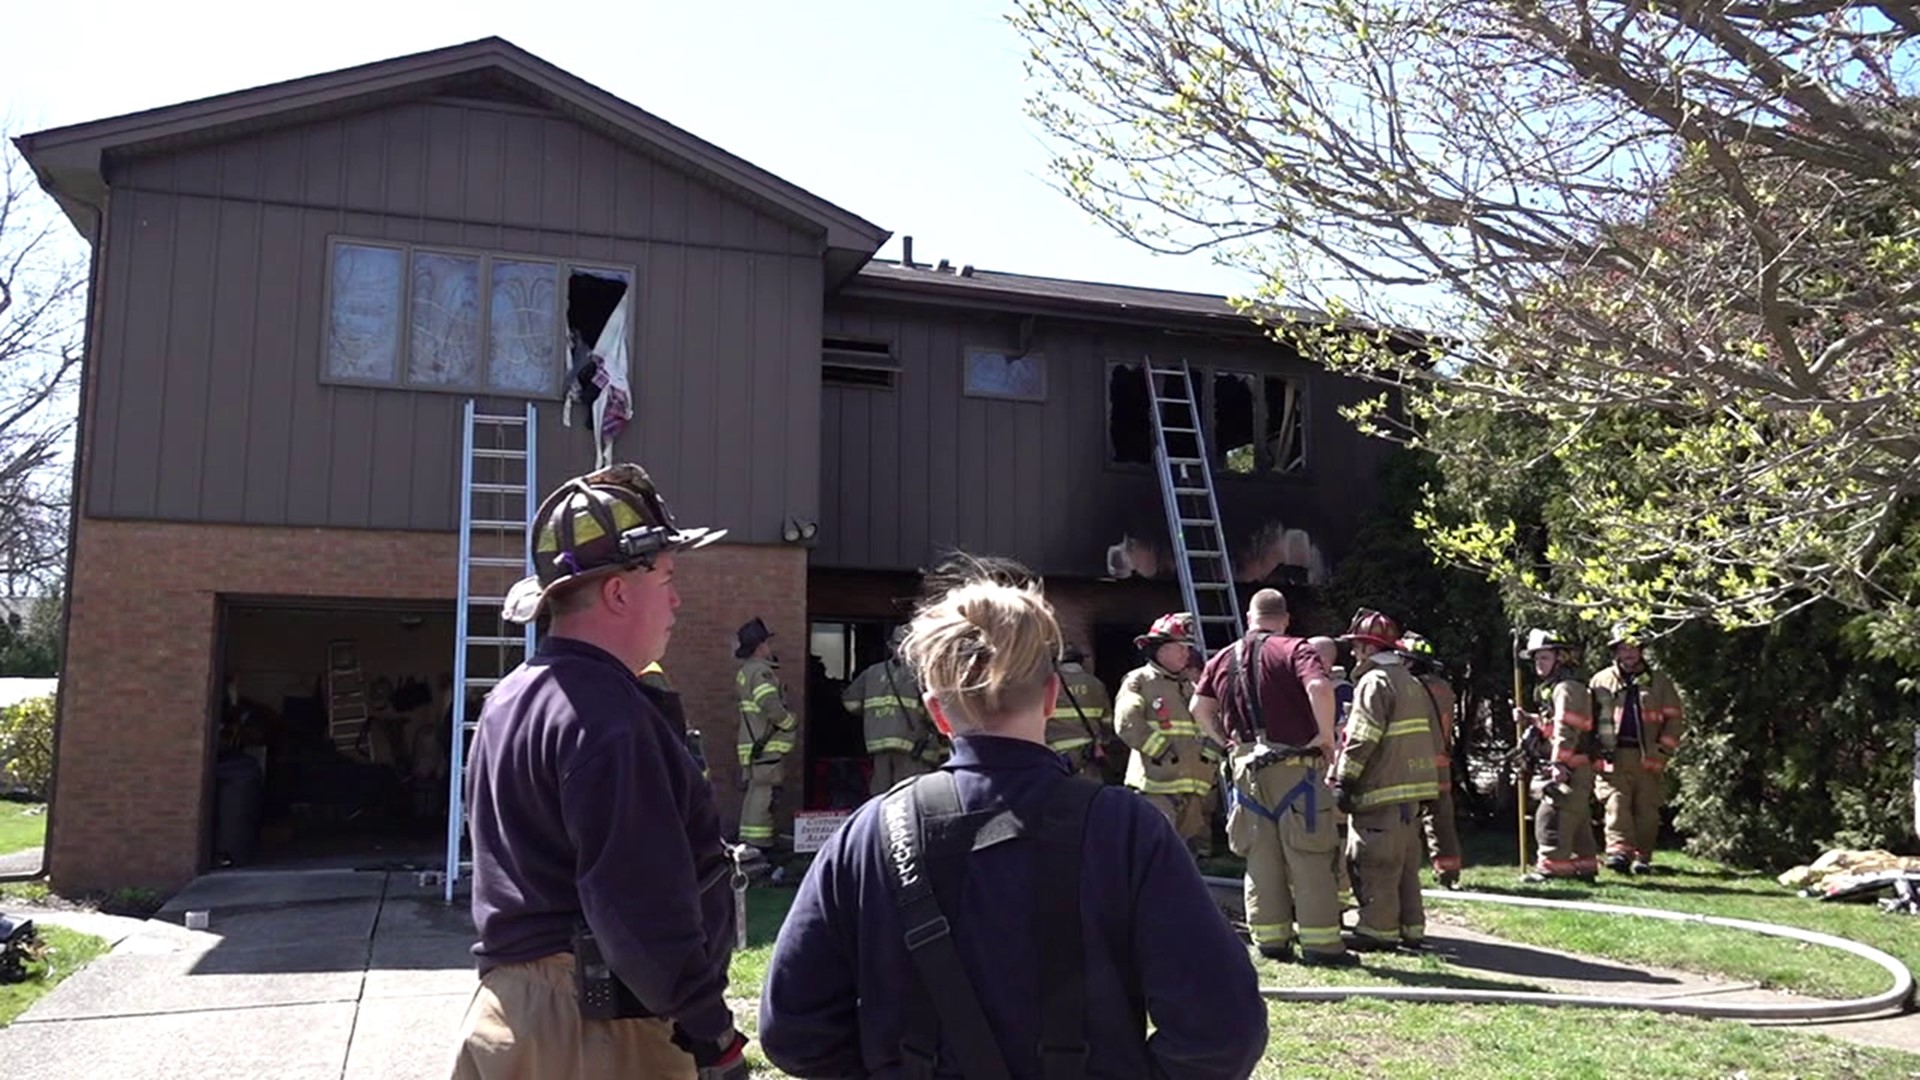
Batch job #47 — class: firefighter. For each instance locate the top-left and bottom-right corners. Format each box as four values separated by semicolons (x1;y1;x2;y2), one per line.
843;627;945;797
734;617;797;855
1401;633;1463;889
1590;623;1686;875
1516;628;1599;883
640;661;709;781
1114;613;1220;858
1048;643;1112;779
1309;635;1354;901
1329;608;1440;951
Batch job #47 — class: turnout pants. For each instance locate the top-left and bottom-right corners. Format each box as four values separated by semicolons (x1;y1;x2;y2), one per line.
1422;784;1462;877
1146;793;1213;856
1596;749;1662;863
740;760;783;849
1534;764;1597;876
449;952;695;1080
1225;756;1346;957
868;751;932;797
1347;803;1425;946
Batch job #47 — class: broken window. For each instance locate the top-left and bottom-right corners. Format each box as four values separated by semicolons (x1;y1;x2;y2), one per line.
822;335;900;390
1212;372;1258;474
1265;376;1306;474
1107;362;1152;464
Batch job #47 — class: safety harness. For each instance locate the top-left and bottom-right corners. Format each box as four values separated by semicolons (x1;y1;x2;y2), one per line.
879;769;1104;1080
1223;630;1322;830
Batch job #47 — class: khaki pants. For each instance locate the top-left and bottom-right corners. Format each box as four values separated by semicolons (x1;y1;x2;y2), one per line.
1596;749;1662;862
1145;792;1213;856
1534;764;1597;876
1226;758;1345;956
1347;803;1425;945
869;751;933;797
740;760;783;849
449;953;696;1080
1422;783;1461;876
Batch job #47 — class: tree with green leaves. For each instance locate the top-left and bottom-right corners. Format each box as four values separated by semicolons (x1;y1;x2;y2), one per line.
1010;0;1920;660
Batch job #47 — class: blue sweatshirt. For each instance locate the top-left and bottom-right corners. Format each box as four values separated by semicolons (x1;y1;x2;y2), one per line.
465;635;736;1041
758;735;1268;1079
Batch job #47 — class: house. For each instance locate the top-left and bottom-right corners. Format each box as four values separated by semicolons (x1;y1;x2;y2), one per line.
16;37;1398;894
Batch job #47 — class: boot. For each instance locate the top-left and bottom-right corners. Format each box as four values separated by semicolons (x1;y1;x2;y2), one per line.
1632;861;1654;876
1258;942;1295;963
1438;870;1461;890
1605;853;1632;874
1301;948;1360;967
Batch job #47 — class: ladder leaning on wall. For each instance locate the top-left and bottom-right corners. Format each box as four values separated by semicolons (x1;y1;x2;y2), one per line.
444;399;539;904
1142;357;1245;659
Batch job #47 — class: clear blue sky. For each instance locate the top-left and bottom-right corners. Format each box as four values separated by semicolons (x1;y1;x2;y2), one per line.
1;0;1259;298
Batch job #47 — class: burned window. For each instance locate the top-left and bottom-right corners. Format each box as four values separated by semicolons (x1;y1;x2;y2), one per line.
822;335;899;390
1212;372;1258;474
1265;376;1306;474
1107;362;1152;464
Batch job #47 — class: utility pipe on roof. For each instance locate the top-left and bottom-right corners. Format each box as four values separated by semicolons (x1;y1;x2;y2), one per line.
1202;877;1916;1022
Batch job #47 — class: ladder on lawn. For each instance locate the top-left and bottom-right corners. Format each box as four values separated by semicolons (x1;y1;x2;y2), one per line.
1143;358;1245;658
445;399;539;903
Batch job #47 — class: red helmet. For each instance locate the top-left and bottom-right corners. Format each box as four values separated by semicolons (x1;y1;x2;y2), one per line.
1340;607;1402;650
1134;612;1195;650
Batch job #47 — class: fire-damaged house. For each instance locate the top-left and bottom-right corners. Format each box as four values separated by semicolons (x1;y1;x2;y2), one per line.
15;37;1398;894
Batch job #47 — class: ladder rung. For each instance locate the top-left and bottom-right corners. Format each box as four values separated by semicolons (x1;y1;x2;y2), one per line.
470;519;527;530
474;414;527;425
1161;426;1197;435
467;636;528;647
471;483;528;494
1167;456;1202;466
1173;487;1208;496
469;556;527;568
472;448;527;460
1178;518;1217;527
468;596;509;606
465;678;501;689
1188;549;1222;558
1195;582;1232;590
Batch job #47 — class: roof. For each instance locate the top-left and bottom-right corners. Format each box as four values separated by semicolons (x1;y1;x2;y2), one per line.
844;258;1328;332
13;37;890;264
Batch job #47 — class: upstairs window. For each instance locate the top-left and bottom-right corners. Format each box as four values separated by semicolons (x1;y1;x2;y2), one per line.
963;346;1047;402
823;335;900;390
323;237;632;399
1213;371;1306;476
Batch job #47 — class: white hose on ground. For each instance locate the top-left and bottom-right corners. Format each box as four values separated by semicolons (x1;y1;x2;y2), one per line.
1200;876;1915;1022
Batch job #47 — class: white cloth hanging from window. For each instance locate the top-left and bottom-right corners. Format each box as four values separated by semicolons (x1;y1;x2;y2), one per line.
563;293;635;467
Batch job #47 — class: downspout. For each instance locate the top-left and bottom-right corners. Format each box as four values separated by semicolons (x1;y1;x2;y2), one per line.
2;193;105;885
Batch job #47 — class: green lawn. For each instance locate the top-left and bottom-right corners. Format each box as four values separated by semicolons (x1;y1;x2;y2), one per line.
1427;830;1919;1000
0;925;109;1028
723;865;1920;1078
0;801;46;855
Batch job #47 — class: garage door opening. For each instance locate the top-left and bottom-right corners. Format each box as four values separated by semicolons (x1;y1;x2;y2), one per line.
213;599;463;872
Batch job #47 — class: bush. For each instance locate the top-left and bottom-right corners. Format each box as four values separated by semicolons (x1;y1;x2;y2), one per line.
0;693;55;799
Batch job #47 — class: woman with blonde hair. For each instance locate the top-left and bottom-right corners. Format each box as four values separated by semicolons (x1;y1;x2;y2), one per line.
758;555;1267;1079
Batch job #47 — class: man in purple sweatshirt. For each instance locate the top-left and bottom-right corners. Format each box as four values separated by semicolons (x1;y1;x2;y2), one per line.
449;463;744;1080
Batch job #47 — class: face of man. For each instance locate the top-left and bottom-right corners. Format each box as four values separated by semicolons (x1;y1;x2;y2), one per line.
1614;643;1644;673
1532;649;1557;678
608;552;679;670
1155;641;1193;673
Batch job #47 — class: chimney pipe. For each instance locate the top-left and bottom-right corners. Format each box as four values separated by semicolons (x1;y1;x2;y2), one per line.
901;236;914;269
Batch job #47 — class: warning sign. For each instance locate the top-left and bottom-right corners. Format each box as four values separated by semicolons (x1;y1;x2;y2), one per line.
792;810;854;854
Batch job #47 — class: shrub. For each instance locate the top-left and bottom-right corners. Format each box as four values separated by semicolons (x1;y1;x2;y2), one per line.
0;693;55;799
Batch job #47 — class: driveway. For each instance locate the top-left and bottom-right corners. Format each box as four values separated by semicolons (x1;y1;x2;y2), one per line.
0;868;480;1080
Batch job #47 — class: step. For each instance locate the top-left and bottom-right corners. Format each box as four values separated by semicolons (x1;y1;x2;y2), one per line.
467;635;529;647
1188;550;1223;558
468;556;528;568
471;448;527;460
1167;456;1203;466
465;677;502;688
470;519;528;530
1160;426;1197;435
474;414;527;426
1173;487;1209;496
470;483;529;495
1178;518;1218;527
1194;582;1232;590
467;596;510;606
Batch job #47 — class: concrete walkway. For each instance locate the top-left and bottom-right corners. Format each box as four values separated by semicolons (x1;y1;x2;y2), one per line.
0;846;44;875
0;868;479;1080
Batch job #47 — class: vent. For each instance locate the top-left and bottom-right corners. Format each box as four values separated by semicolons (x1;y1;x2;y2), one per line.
822;335;899;390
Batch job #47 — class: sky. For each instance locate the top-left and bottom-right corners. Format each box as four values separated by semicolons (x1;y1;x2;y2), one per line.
0;0;1262;299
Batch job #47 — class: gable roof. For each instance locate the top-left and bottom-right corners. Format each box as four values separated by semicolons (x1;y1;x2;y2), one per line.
14;37;890;267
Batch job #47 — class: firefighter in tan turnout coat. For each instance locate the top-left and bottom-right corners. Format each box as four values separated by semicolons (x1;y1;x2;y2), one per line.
1401;633;1463;889
734;617;797;853
1114;613;1221;857
1590;623;1686;875
842;628;946;797
1517;628;1599;882
1047;643;1112;779
1330;608;1440;951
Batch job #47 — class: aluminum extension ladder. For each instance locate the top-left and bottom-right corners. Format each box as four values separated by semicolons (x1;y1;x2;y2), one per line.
1143;358;1245;658
444;399;539;903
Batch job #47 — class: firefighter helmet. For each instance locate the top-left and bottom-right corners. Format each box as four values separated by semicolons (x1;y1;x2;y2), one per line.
1134;612;1195;650
503;463;726;625
1398;632;1434;656
734;617;775;660
1340;608;1402;650
1060;642;1087;665
1607;622;1645;650
1517;628;1574;657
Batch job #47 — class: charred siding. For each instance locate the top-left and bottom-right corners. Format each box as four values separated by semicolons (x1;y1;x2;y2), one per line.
817;300;1393;580
90;98;822;542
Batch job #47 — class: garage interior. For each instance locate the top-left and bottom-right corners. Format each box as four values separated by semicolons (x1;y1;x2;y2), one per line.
212;598;468;871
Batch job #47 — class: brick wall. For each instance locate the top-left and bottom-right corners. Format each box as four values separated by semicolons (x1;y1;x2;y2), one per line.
52;515;805;894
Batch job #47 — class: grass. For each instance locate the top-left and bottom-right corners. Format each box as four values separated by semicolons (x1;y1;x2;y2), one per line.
721;863;1920;1078
1425;830;1919;1000
0;800;46;855
0;925;109;1028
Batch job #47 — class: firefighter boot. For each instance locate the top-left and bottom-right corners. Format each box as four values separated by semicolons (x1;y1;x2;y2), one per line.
1605;853;1633;874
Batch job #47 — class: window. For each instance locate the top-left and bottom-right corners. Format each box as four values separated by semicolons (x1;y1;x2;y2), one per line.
1107;362;1152;464
323;237;633;399
1211;370;1306;476
963;346;1047;402
823;335;900;390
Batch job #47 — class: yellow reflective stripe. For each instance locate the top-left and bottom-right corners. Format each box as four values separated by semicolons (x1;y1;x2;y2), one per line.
739;825;774;840
867;737;916;753
1142;731;1169;758
1354;925;1398;942
1385;719;1431;738
1250;923;1292;945
1138;777;1213;796
865;696;914;709
1297;926;1342;947
752;684;781;702
1354;781;1439;808
1051;707;1108;720
1345;715;1384;742
1049;736;1094;751
1401;925;1425;940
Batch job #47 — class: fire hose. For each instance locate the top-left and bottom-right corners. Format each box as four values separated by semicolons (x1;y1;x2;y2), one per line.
1201;876;1915;1022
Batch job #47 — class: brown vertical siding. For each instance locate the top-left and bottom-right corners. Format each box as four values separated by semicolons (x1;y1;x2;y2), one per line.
89;97;824;543
816;300;1394;579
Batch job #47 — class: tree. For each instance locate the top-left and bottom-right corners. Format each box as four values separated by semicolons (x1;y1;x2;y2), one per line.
1010;0;1920;654
0;133;84;597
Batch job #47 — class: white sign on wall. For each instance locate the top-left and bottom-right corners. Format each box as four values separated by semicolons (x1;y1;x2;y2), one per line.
792;810;855;854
